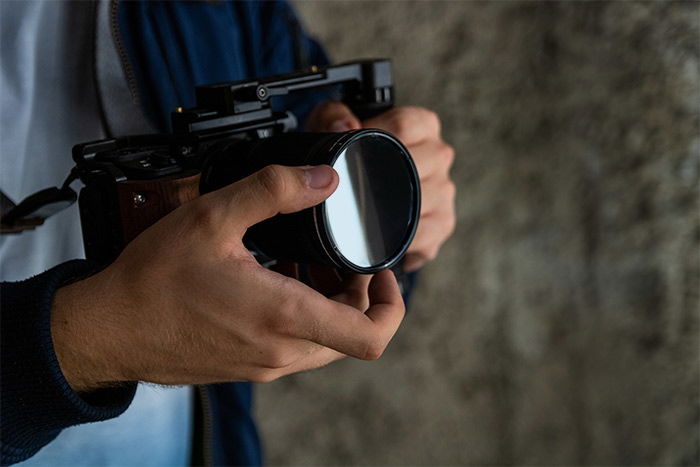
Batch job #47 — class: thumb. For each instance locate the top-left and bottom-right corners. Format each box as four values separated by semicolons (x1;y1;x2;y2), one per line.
218;164;338;231
306;101;362;132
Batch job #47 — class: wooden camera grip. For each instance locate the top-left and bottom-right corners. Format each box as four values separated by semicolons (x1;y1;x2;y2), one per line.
115;172;201;245
114;171;307;282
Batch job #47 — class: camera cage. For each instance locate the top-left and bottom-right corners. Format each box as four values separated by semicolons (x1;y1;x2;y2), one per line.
72;59;394;182
0;59;393;233
61;59;397;264
0;58;413;287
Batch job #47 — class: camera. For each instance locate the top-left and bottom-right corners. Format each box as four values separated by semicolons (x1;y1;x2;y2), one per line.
5;60;421;276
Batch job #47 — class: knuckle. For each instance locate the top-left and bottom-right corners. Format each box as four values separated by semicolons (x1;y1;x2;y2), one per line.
257;165;288;201
445;180;457;202
423;109;441;131
388;108;412;137
362;338;387;361
441;143;455;167
190;200;216;230
261;347;292;369
311;101;342;125
249;369;280;383
442;215;457;242
425;244;440;261
446;212;457;237
327;100;348;114
267;299;301;336
317;100;337;114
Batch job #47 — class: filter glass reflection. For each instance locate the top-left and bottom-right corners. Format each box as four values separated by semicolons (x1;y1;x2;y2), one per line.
325;135;413;268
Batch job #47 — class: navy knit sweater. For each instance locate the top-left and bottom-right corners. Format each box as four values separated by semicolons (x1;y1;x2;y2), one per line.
1;260;138;463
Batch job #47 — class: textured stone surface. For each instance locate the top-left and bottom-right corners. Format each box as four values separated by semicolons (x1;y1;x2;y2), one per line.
256;2;700;465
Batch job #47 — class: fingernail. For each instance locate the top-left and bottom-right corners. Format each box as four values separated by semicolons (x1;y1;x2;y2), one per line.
329;119;353;132
305;166;334;189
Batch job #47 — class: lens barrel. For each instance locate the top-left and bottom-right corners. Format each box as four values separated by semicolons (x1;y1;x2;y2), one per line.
199;129;420;274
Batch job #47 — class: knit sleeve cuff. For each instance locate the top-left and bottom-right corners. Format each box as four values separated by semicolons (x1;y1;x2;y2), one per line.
1;260;137;465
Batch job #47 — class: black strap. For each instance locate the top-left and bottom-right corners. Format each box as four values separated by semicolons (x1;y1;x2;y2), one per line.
0;189;16;219
0;189;45;233
0;171;79;234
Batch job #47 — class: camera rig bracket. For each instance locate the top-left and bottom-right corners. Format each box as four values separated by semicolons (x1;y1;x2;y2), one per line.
1;59;394;232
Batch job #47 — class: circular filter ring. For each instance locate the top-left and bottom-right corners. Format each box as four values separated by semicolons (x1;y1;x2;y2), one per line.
311;129;421;274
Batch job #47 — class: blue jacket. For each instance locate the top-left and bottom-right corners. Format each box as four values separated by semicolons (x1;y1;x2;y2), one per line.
1;1;330;465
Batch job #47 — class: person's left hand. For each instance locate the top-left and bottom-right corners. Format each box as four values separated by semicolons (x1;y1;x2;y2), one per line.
307;102;456;272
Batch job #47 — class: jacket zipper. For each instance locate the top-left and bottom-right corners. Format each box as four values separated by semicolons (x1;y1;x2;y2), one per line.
197;385;215;467
109;0;142;106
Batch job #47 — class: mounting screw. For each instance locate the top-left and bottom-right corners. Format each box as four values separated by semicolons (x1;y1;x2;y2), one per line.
133;193;147;207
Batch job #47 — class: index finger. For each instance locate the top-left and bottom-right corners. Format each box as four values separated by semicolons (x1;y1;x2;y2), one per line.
363;107;441;145
283;269;406;360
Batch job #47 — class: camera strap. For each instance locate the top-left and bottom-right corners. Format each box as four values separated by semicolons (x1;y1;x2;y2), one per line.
1;0;148;235
0;170;78;234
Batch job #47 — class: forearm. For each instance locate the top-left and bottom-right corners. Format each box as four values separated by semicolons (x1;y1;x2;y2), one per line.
51;269;132;393
1;261;136;465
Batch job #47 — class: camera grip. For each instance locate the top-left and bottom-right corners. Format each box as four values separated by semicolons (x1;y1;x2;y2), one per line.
115;172;201;244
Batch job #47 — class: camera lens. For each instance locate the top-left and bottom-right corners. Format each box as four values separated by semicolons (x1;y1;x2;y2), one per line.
199;129;420;273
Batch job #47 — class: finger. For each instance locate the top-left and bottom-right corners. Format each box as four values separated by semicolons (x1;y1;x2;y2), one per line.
331;273;373;310
211;164;339;231
253;345;346;382
363;107;441;145
402;253;426;273
278;269;405;360
407;215;443;259
407;139;455;181
329;270;404;359
405;211;455;264
308;264;344;296
307;264;373;306
419;178;457;216
284;346;346;374
307;101;362;132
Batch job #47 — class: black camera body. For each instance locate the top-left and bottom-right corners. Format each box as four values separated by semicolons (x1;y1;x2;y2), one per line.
72;59;420;274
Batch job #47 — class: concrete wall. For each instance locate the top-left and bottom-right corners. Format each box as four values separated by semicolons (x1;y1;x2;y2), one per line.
256;2;700;465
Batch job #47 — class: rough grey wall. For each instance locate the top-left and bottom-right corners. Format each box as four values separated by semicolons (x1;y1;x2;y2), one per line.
256;2;700;465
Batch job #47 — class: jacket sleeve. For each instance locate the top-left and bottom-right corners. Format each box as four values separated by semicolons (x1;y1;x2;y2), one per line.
1;260;137;465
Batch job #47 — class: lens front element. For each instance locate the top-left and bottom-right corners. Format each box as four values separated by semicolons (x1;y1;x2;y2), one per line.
321;131;419;272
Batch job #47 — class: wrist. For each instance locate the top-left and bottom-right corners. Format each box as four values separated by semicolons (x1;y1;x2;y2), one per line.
51;273;128;393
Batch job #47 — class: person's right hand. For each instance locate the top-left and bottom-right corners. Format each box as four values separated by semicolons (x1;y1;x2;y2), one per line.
50;165;405;392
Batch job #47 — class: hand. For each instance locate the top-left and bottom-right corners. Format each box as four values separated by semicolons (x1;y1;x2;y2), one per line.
51;165;405;392
307;102;456;271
